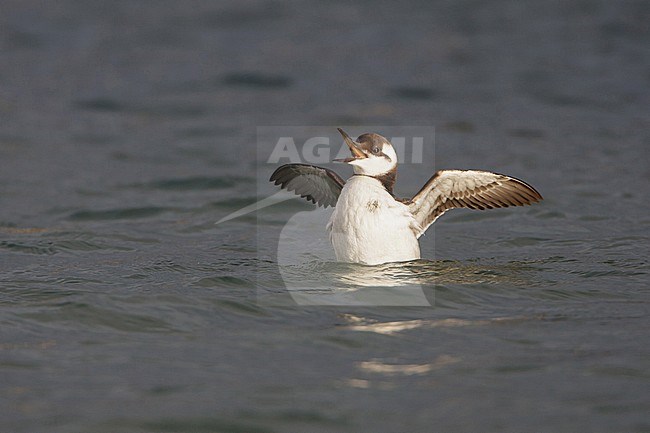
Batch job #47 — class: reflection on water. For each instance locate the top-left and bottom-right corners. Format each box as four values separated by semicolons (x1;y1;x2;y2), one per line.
275;208;540;305
279;260;434;306
341;313;541;335
277;258;539;306
357;356;460;375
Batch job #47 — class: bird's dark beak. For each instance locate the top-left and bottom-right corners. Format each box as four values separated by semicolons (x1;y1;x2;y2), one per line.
334;128;366;163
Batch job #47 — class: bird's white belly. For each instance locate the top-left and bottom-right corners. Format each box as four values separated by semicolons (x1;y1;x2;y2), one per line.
327;176;420;265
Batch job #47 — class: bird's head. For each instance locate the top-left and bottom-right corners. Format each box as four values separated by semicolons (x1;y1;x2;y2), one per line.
334;128;398;176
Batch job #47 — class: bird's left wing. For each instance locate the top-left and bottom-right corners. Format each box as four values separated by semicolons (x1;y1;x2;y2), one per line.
269;163;346;208
406;169;543;238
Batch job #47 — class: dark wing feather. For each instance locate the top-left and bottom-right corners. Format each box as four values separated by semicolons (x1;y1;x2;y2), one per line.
269;164;346;208
406;169;542;238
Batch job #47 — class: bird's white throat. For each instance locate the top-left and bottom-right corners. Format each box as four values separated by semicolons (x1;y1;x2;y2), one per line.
347;146;397;176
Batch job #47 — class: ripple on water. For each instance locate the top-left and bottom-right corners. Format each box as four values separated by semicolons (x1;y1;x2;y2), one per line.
0;286;79;306
497;236;551;247
144;176;251;191
126;417;274;433
73;97;124;112
212;299;269;317
388;86;438;100
272;254;647;309
286;259;539;289
209;197;258;210
193;275;253;289
19;302;174;333
0;231;142;256
0;240;56;255
221;72;293;89
68;207;171;221
74;98;207;118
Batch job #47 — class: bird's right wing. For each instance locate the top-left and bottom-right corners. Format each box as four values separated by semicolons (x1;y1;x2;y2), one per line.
406;170;543;238
269;163;346;208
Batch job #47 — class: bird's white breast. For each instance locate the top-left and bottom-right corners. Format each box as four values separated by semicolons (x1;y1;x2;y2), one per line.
327;176;420;265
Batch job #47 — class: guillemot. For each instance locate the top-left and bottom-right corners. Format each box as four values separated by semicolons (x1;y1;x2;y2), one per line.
270;128;543;265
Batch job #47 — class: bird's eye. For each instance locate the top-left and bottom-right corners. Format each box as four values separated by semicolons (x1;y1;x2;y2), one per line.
372;146;380;154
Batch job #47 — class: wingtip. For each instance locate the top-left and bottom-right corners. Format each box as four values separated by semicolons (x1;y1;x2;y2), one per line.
504;174;544;204
269;164;289;183
522;182;543;203
527;187;544;203
269;167;280;183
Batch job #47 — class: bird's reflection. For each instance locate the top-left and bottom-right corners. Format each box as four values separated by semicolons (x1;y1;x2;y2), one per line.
279;259;536;306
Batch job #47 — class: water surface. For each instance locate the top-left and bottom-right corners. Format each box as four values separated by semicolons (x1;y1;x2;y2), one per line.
1;1;649;432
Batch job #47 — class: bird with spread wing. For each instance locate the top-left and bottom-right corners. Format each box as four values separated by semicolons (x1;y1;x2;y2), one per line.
270;129;542;265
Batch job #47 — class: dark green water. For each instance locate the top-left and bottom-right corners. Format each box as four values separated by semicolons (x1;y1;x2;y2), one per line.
1;1;649;432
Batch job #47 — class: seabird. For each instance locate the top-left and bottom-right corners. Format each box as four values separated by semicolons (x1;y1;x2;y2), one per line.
270;128;543;265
